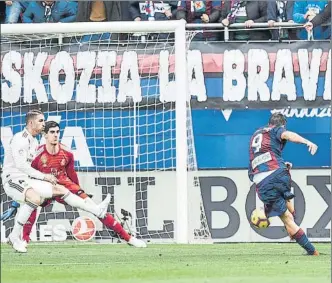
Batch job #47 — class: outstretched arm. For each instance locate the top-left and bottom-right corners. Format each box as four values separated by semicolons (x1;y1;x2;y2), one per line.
281;131;318;155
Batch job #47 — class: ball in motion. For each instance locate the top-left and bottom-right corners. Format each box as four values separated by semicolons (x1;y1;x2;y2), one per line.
71;216;96;241
250;208;270;229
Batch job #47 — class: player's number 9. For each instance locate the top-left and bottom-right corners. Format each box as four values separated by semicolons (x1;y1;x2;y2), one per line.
252;133;263;153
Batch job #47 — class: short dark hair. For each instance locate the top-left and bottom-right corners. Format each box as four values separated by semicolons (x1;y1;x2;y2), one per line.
269;113;287;127
44;121;60;134
25;110;43;125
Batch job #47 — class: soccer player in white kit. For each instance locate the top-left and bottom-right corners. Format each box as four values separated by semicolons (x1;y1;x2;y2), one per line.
2;110;111;253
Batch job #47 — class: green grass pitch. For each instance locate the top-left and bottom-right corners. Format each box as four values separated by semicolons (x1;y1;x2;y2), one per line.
1;243;330;283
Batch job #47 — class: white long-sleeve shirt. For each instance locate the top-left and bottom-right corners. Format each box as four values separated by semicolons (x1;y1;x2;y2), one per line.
2;128;45;183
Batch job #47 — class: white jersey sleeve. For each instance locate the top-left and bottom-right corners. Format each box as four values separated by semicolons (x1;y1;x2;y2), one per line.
11;136;45;179
2;129;45;182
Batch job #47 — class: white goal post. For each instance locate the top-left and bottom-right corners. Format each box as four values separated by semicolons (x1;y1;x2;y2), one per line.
1;20;210;244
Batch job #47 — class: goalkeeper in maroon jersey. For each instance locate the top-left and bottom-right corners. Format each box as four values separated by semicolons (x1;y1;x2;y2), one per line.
24;121;146;248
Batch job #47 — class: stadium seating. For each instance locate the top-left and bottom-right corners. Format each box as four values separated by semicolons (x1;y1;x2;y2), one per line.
1;1;330;40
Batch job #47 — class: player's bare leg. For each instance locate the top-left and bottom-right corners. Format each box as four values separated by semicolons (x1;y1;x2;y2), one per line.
286;200;295;217
52;184;111;218
8;188;42;253
280;210;319;255
284;200;296;239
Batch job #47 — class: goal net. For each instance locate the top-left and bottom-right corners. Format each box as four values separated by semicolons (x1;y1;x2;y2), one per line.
0;21;211;244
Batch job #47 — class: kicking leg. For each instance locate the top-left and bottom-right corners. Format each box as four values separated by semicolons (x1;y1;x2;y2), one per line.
280;210;319;255
286;200;295;217
284;200;296;239
52;185;110;218
28;179;110;218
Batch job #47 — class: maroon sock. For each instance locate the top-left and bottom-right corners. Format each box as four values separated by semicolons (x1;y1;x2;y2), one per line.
22;209;37;242
99;213;131;242
292;228;316;254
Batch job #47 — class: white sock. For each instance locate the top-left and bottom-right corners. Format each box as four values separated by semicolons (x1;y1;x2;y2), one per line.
62;192;101;217
12;202;37;238
84;197;96;206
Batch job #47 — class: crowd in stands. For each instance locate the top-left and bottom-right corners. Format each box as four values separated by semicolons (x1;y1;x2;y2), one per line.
0;1;330;41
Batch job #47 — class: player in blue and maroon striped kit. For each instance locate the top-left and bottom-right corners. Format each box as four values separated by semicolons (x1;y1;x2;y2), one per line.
248;113;319;255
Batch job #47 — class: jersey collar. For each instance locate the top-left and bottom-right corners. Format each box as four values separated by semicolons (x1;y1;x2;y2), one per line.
23;128;34;139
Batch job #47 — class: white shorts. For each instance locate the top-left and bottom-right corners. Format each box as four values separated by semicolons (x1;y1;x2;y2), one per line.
3;178;53;203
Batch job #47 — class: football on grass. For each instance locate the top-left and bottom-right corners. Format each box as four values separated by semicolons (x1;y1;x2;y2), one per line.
250;208;270;229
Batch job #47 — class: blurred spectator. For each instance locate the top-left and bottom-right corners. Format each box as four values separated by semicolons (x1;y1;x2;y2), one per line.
176;1;222;41
0;1;5;23
5;1;29;23
220;0;270;41
293;1;329;39
76;1;129;22
304;2;331;33
267;1;296;40
129;1;178;41
22;1;77;23
129;1;177;22
76;1;130;42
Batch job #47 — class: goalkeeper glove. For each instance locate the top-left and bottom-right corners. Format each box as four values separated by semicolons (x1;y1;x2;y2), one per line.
1;201;20;221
